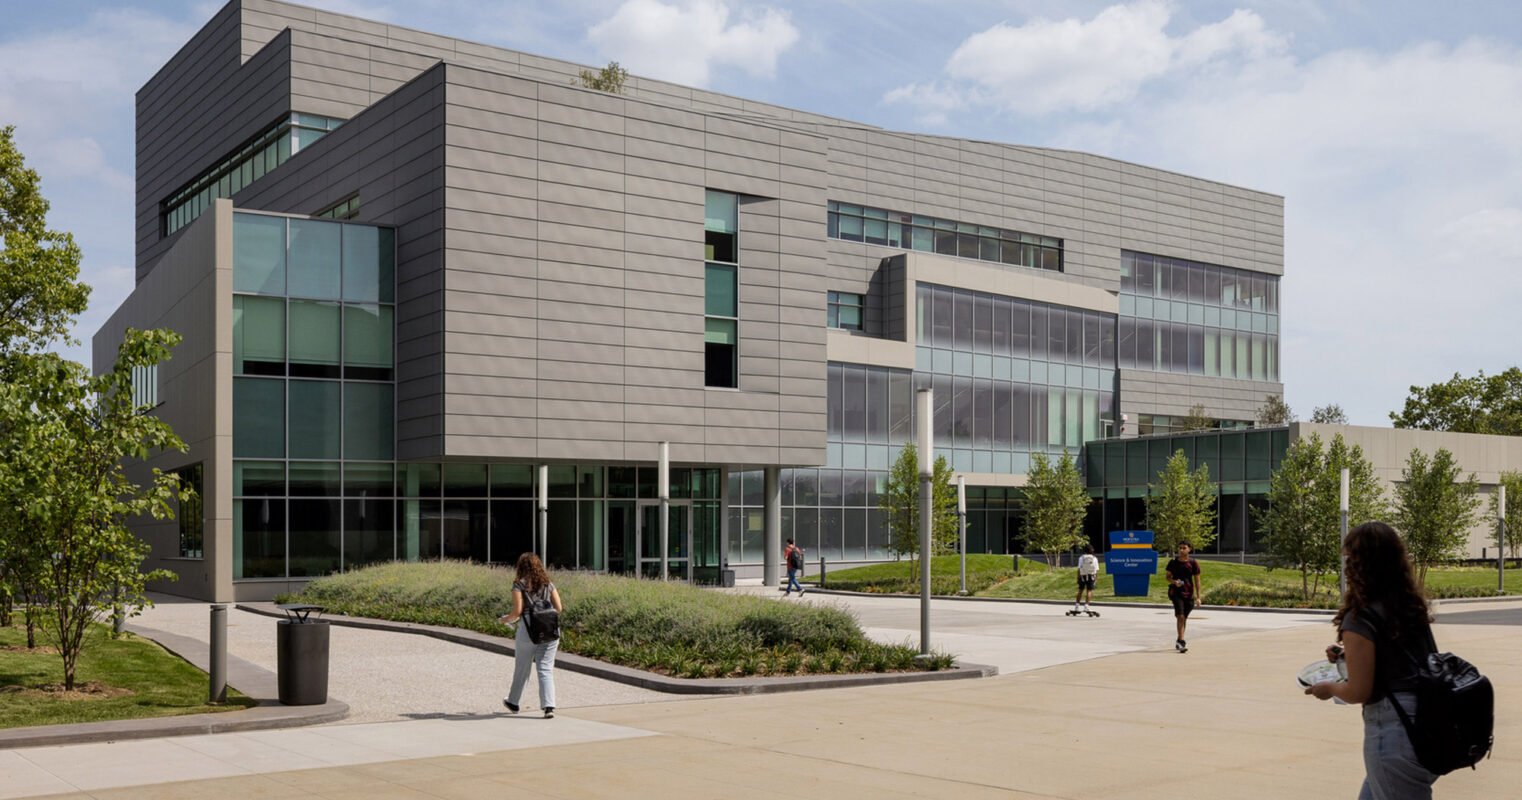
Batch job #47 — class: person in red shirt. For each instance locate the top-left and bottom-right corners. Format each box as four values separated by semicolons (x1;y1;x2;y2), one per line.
782;538;804;596
1164;542;1200;652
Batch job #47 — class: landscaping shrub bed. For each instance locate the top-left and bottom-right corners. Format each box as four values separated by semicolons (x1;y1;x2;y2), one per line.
285;561;955;678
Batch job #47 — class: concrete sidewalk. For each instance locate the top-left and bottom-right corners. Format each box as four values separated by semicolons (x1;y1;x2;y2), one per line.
1;594;1516;798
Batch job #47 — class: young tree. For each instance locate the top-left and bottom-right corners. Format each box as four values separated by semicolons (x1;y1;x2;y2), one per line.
1390;367;1522;435
1488;470;1522;559
1021;451;1090;567
575;61;629;93
0;125;90;356
1256;394;1294;425
1255;434;1326;600
1178;404;1212;432
1393;447;1481;587
1146;450;1217;555
878;444;958;580
1310;404;1349;424
0;330;185;689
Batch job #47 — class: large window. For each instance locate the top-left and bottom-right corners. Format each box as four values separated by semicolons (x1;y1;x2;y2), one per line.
163;113;344;236
1118;251;1280;382
705;190;739;388
231;213;396;579
828;291;863;331
176;463;204;559
828;201;1062;272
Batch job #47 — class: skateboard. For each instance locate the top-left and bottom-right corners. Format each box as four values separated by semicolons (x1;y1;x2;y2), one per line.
1065;608;1100;617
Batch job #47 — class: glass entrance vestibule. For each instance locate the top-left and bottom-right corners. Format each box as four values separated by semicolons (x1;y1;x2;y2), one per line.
231;462;724;584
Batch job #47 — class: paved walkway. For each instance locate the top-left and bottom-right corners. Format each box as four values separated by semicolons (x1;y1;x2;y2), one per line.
1;592;1517;798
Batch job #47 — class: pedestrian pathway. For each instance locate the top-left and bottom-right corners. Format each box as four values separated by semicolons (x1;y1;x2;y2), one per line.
2;593;1516;798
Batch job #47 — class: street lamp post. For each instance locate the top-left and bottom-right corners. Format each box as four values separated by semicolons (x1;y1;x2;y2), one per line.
917;388;933;655
957;474;967;596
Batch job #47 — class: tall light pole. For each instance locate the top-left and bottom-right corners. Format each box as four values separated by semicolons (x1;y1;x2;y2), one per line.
957;474;967;596
917;388;933;655
659;441;670;581
1339;467;1349;597
1499;484;1506;595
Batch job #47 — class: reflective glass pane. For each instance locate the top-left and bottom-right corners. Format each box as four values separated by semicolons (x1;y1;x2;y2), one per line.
343;304;393;379
399;463;441;497
232;214;286;294
344;498;395;569
344;462;394;497
234;461;284;496
491;464;534;497
342;225;395;302
343;382;394;460
704;190;737;233
289;461;341;496
705;263;737;317
289;498;340;576
233;377;284;457
235;497;285;578
288;379;341;459
289;300;340;377
233;295;285;375
444;463;488;497
287;219;341;298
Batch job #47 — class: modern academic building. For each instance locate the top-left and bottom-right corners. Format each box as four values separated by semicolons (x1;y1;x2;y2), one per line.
97;0;1295;602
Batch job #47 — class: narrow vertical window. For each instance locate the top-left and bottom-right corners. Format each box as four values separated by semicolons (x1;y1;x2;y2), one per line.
705;190;739;388
177;463;204;558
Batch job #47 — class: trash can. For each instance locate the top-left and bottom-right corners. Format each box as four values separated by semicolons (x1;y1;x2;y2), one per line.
719;569;736;587
276;603;329;705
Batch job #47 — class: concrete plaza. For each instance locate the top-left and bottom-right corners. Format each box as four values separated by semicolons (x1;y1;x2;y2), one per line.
1;591;1516;798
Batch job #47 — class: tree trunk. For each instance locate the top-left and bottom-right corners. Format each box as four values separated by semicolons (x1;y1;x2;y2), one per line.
1301;567;1309;601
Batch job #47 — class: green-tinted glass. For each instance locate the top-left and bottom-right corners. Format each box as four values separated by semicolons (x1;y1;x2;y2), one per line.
287;219;342;298
705;317;736;344
704;190;737;234
343;304;393;369
549;465;577;498
233;214;286;294
289;300;340;368
344;462;394;497
233;295;285;373
399;463;440;497
288;461;342;496
343;382;394;460
490;464;533;497
342;225;395;302
234;461;285;496
288;380;341;459
443;463;488;497
233;377;284;457
705;263;737;317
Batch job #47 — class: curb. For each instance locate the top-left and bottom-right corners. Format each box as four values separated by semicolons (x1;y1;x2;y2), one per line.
0;624;348;750
801;586;1521;614
236;603;997;694
797;587;1339;615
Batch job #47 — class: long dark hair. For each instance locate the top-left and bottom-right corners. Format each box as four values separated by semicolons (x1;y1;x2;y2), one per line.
515;552;550;595
1333;521;1430;640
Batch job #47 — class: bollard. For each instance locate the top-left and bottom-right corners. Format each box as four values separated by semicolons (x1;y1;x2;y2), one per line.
209;604;227;704
819;556;827;589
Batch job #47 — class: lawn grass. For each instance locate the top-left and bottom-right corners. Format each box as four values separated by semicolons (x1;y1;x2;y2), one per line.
286;561;956;678
819;556;1522;609
0;622;255;729
808;554;1048;595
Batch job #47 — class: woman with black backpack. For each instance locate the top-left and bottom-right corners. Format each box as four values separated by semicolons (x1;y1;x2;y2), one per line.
498;552;563;718
1304;521;1437;798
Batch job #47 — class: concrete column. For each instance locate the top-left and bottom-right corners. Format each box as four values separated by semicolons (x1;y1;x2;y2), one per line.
763;466;781;587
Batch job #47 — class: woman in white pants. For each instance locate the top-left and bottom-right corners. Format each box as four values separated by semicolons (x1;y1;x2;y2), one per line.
497;552;563;718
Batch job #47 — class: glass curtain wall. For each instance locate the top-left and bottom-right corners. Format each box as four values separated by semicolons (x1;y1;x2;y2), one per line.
1117;250;1281;382
1081;428;1289;555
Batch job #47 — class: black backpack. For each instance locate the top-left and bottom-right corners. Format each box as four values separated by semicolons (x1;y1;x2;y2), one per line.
1388;631;1494;775
788;547;803;570
520;585;559;644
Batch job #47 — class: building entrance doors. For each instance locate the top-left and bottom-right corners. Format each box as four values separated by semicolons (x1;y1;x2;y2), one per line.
636;500;690;581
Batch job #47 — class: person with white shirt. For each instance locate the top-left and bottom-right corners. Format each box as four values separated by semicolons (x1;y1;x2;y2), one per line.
1074;544;1100;615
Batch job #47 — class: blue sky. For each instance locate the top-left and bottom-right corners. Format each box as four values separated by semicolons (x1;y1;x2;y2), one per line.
3;0;1521;427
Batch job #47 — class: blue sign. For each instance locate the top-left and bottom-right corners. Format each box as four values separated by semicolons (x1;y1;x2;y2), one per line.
1105;530;1157;596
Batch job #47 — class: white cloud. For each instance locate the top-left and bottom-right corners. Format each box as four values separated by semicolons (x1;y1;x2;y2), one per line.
890;1;1285;116
587;0;800;87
